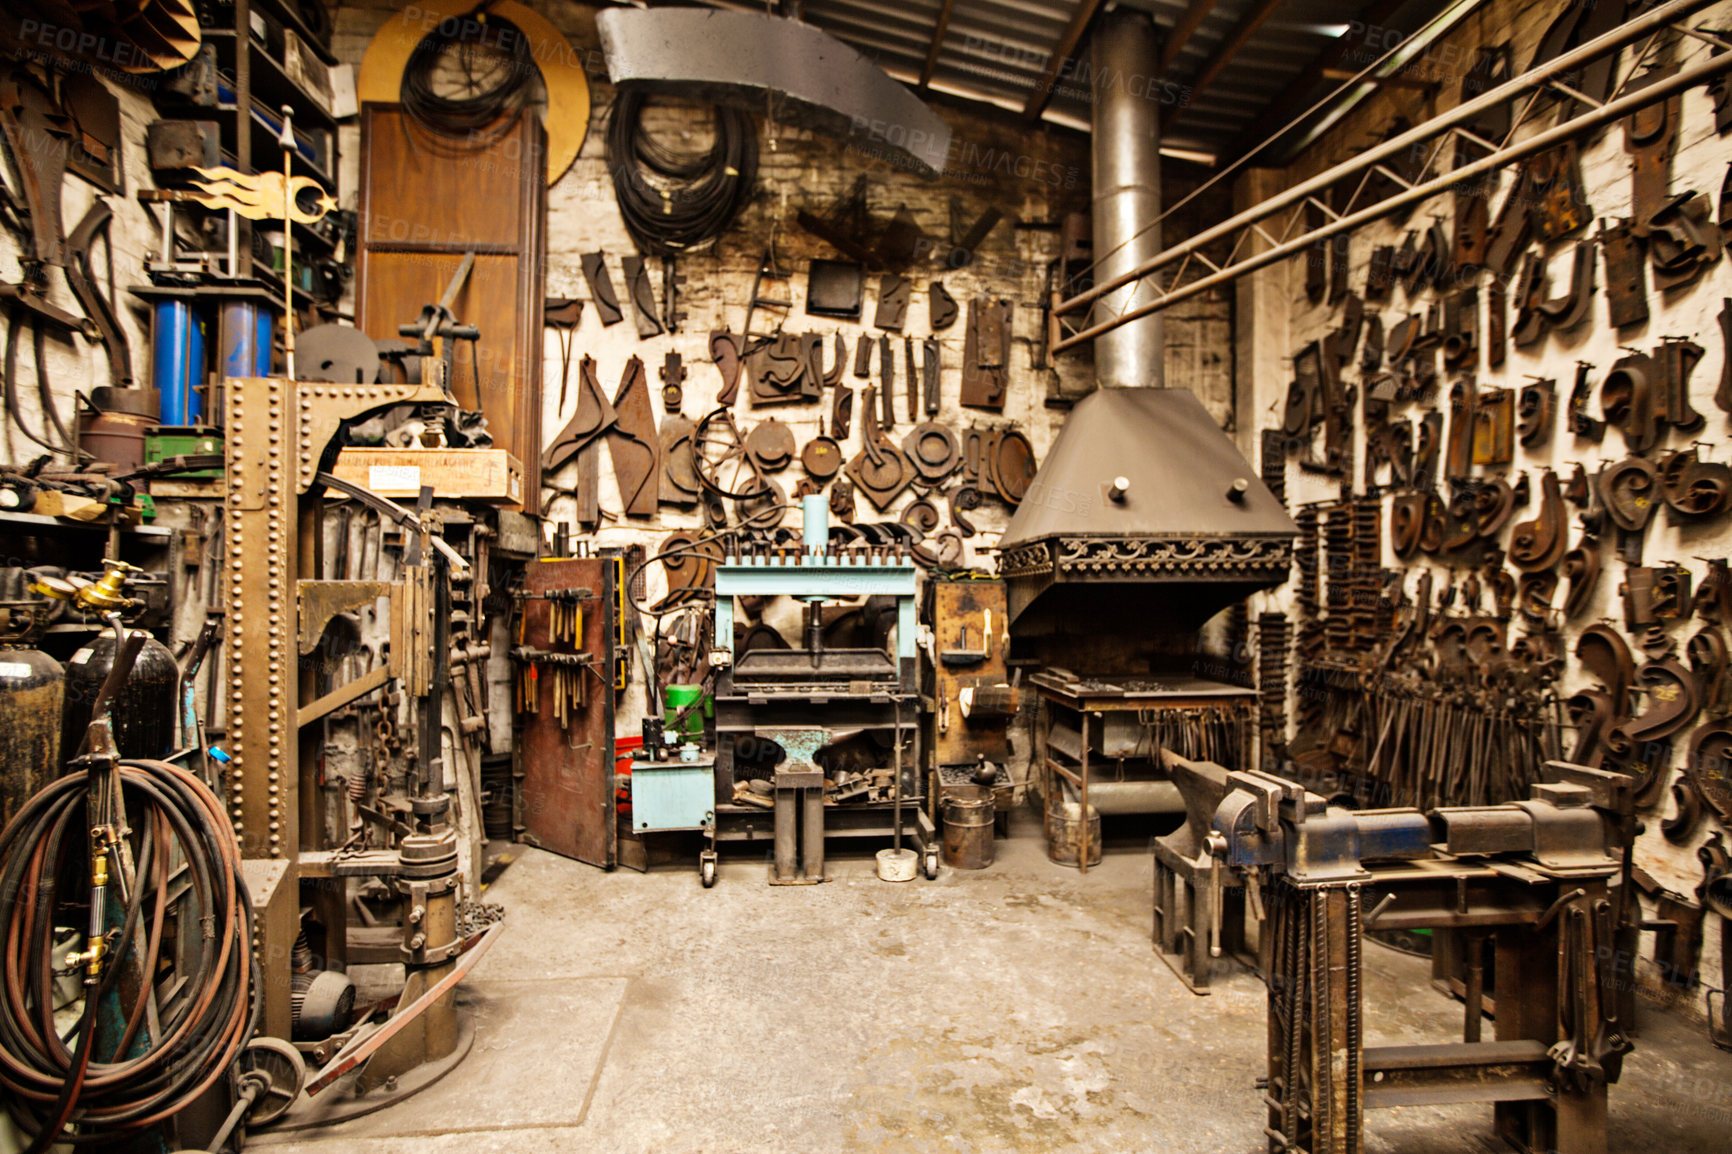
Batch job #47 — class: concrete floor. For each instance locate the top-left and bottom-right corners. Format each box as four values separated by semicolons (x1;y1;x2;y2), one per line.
256;811;1732;1153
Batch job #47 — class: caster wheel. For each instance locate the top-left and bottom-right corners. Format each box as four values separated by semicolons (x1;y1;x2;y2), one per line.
700;856;717;888
239;1036;306;1127
922;851;939;880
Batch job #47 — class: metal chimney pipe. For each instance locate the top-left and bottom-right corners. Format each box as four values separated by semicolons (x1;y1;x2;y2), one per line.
1090;8;1163;388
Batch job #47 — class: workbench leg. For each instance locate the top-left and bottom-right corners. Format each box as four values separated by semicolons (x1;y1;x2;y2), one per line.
774;787;796;883
1189;875;1214;991
802;786;824;882
1078;711;1090;875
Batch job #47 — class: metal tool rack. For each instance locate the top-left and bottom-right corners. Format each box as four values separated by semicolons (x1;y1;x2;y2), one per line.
710;496;937;882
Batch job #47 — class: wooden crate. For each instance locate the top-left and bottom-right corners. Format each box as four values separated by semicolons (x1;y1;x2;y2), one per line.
332;448;525;506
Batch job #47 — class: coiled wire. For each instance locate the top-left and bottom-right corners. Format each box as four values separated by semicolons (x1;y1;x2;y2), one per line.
400;5;538;148
0;759;256;1149
608;90;758;256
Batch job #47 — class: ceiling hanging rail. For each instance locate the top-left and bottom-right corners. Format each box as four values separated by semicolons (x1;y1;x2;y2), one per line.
1048;0;1731;354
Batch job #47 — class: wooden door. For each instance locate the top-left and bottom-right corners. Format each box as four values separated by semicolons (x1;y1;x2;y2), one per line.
517;557;616;867
355;103;546;513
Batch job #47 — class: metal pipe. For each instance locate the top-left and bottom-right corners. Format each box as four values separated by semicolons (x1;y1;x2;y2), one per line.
1088;8;1163;388
1055;45;1732;350
1056;0;1726;336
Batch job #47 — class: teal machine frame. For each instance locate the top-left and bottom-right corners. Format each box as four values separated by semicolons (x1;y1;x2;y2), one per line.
710;496;937;882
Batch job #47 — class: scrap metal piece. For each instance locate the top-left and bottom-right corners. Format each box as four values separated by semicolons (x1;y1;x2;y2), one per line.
298;324;381;386
874;273;911;331
1486;278;1506;368
1657;337;1705;434
1624;64;1680;237
581;252;624;326
1719;299;1732;415
606;356;661;517
1568;361;1605;441
844;390;914;511
831;384;854;440
742;249;793;350
829;478;856;523
1475;388;1515;467
806;259;863;320
1446;376;1477;479
948;485;982;537
1509;469;1567;572
0;66;70;268
1562;537;1602;618
662;257;687;332
660;350;687;413
903;421;961;484
1600;456;1661;534
744;418;795;473
1530;141;1592;243
823;333;847;387
1600;220;1649;329
659;413;701;506
929;281;958;330
1536;237;1597;332
746;331;810;407
1659;448;1732;521
1517;378;1555;447
1648;191;1722;291
596;8;950;176
906;337;919;422
621;256;664;339
922;339;941;415
801;434;842;481
710;330;744;406
961;297;1011;411
879;334;896;430
1686;722;1732;825
853;334;872;378
542;354;619;472
1601;354;1662;453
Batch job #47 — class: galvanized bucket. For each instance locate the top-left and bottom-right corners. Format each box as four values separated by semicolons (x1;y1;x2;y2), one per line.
941;785;995;869
1045;799;1102;867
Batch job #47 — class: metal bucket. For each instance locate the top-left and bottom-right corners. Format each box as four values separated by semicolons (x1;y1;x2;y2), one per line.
941;785;995;869
1046;800;1102;868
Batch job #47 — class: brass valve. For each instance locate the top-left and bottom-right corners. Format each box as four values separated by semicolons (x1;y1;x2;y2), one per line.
65;935;110;984
79;560;141;612
30;559;139;614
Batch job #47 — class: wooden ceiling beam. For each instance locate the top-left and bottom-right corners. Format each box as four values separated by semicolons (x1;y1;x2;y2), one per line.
1021;0;1108;120
1159;0;1223;72
918;0;958;91
1217;0;1409;161
1182;0;1290;109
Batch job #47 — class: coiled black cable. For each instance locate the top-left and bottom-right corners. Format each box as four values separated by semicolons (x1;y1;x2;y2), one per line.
608;90;759;256
0;759;256;1149
400;4;538;147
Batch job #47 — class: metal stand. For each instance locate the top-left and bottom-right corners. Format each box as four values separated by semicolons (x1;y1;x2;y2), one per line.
1197;761;1634;1154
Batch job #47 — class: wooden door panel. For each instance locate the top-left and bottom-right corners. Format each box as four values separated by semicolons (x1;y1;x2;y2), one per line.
518;557;616;867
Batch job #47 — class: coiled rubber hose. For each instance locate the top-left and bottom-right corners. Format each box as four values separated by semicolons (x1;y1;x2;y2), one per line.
0;759;256;1150
608;90;759;257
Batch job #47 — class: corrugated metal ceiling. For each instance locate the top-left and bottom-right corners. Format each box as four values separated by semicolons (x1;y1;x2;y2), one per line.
773;0;1451;164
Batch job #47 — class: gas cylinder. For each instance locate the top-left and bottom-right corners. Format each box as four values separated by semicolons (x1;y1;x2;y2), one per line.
0;647;64;829
61;630;179;761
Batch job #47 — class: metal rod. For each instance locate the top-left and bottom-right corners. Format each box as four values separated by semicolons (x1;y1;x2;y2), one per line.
1055;46;1732;350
